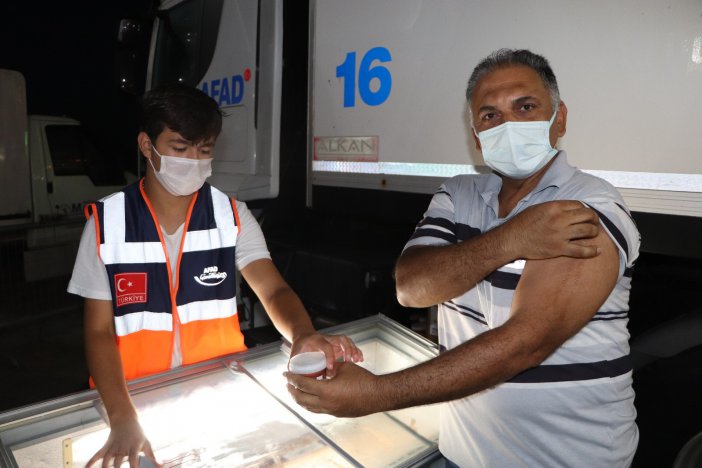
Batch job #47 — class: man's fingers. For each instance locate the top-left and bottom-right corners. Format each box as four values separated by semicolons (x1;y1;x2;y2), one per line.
86;448;105;468
334;336;363;362
565;242;601;258
142;442;161;468
569;222;599;240
128;450;140;468
566;206;599;225
101;453;114;468
286;382;324;413
286;372;310;393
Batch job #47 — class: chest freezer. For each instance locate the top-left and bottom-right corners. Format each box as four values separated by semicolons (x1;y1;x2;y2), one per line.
0;314;442;467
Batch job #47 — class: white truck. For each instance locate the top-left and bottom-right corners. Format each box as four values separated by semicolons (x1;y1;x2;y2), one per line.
134;0;702;219
130;1;702;462
0;69;136;281
130;0;702;308
0;69;136;226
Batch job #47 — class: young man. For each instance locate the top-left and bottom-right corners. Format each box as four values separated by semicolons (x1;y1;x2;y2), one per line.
68;83;362;468
286;49;640;467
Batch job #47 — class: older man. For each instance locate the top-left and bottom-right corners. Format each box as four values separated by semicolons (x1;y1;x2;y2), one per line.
286;49;640;467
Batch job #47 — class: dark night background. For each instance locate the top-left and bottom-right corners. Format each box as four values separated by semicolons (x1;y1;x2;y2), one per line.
0;2;701;467
0;1;156;176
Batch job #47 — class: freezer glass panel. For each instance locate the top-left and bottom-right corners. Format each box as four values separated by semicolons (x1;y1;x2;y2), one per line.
6;367;352;468
241;322;441;467
0;315;441;467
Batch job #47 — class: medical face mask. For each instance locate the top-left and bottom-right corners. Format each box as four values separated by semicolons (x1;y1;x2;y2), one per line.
149;145;212;196
475;109;559;179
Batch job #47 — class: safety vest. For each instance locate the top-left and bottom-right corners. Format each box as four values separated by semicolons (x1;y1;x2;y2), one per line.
86;180;247;381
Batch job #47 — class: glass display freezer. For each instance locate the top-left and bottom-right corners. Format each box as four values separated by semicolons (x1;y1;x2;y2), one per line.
0;314;443;467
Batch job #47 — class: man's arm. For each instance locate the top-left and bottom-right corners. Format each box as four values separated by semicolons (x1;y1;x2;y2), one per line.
84;298;157;468
287;225;619;416
240;259;363;370
240;259;315;343
395;200;601;307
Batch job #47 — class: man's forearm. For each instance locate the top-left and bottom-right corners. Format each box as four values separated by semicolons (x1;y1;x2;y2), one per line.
85;330;138;424
262;287;316;343
372;321;539;412
395;225;515;308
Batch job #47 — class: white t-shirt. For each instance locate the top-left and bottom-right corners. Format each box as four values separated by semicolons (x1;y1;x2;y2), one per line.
67;200;271;367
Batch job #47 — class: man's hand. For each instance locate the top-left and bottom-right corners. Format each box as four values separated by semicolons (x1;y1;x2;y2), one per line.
291;333;364;378
86;415;160;468
505;200;600;259
285;362;380;417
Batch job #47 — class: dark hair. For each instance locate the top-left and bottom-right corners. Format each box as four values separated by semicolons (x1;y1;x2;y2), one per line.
466;49;560;113
140;83;223;144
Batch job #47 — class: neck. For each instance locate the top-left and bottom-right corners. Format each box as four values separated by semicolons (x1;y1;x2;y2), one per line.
142;172;194;233
497;157;556;217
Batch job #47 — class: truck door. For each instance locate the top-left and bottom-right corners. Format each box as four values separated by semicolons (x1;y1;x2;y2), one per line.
0;69;32;224
35;119;128;220
148;0;282;201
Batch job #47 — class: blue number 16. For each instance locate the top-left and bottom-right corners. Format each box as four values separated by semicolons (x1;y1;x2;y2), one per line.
336;46;392;108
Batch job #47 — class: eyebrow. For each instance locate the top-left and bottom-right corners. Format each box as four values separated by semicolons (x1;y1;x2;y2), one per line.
476;95;540;114
476;104;498;114
167;137;191;145
512;95;538;106
167;137;214;147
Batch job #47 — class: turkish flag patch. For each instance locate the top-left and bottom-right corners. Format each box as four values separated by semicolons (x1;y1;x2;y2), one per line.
115;273;148;307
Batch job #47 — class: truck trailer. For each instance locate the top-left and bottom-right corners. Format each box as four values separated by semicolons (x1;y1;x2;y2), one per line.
119;0;702;464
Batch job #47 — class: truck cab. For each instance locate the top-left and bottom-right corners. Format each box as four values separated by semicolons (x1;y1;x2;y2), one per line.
0;69;135;226
28;115;133;223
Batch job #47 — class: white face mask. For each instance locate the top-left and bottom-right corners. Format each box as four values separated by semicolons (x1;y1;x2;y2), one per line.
475;109;559;179
148;145;212;196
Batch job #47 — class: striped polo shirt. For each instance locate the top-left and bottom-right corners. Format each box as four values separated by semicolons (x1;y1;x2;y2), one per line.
404;152;640;467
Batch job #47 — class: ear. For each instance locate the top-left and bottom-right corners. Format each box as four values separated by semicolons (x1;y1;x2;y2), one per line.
471;127;482;152
137;132;153;160
556;101;567;138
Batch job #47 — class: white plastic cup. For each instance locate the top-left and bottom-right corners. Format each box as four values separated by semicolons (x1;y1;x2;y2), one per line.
288;351;327;379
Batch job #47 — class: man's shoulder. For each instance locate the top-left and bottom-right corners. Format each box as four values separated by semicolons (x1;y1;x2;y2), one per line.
205;183;243;207
206;186;253;226
558;169;640;260
442;173;493;195
558;169;626;205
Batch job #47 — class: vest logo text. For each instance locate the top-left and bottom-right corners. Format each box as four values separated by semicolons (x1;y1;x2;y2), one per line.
194;266;228;287
115;273;148;307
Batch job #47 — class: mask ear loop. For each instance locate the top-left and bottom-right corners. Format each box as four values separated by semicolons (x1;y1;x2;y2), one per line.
547;107;560;152
148;144;165;174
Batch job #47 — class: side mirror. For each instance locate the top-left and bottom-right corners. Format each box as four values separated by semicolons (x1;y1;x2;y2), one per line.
115;19;149;95
117;19;145;47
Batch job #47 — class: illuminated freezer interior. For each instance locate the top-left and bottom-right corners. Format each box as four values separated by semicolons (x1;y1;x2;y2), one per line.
0;315;442;467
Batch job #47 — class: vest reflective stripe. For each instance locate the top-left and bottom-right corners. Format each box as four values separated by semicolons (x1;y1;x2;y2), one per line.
102;242;167;264
101;192;167;264
114;311;173;335
179;299;237;325
182;228;237;253
95;182;246;381
102;191;126;244
183;189;238;252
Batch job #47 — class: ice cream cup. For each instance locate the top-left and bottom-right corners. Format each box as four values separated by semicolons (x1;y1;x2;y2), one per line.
288;351;327;379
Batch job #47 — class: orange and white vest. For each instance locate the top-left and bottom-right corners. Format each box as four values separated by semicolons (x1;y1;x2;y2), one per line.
86;180;247;381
